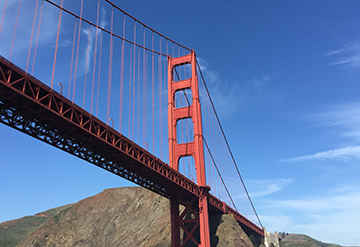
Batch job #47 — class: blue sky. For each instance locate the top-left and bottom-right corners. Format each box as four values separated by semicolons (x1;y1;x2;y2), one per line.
1;0;360;245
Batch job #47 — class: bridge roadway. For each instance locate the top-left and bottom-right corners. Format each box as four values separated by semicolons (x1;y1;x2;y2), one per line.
0;55;263;238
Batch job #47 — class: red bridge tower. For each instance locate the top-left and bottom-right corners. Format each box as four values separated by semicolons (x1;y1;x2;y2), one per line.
168;51;211;247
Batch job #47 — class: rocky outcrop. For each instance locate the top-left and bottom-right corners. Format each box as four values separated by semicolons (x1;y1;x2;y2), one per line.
214;214;254;247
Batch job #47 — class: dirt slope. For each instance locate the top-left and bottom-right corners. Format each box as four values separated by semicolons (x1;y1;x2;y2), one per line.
1;187;254;247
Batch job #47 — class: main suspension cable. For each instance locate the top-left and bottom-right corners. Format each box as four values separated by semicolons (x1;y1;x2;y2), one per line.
195;60;263;228
203;136;238;211
103;0;191;52
44;0;176;57
173;68;238;211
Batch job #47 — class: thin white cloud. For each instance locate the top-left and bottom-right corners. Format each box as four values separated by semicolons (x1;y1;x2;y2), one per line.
267;190;360;211
315;102;360;140
247;178;293;198
196;57;272;133
225;178;292;214
282;145;360;162
82;8;107;74
228;178;293;223
263;185;360;245
261;215;294;232
326;48;347;56
327;42;360;67
100;8;107;28
0;1;58;57
282;103;360;162
83;28;94;74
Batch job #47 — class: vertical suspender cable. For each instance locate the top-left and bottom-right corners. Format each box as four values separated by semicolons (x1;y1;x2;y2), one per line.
119;17;126;131
196;60;263;228
96;31;103;117
82;59;88;106
68;22;77;99
142;30;147;146
50;0;64;89
0;0;8;34
106;8;114;124
128;22;133;137
132;24;136;138
165;41;169;159
9;0;22;60
31;2;44;74
90;0;100;114
72;0;84;102
158;38;162;158
151;32;155;152
137;43;141;140
26;0;39;72
209;104;218;197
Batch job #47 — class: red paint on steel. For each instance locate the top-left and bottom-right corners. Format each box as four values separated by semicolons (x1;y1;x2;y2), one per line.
168;52;211;246
128;26;132;138
106;9;114;124
142;30;147;147
82;65;88;106
119;17;126;131
72;0;84;103
91;0;101;114
151;33;155;152
31;2;44;74
50;0;64;89
10;0;23;60
26;0;39;72
137;42;141;140
0;0;8;34
159;38;162;158
132;24;136;138
96;32;103;117
68;22;77;99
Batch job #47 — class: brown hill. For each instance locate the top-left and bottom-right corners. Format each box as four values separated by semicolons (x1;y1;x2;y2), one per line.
0;187;255;247
279;234;343;247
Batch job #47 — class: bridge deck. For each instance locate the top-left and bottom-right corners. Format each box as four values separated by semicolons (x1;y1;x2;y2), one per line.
0;55;263;237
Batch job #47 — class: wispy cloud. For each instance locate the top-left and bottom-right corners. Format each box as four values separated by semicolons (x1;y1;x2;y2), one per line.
263;185;360;245
197;57;241;117
327;42;360;67
282;103;360;162
0;1;58;57
267;190;360;211
314;102;360;140
197;57;271;117
82;8;107;74
248;178;293;198
282;145;360;162
83;29;95;74
228;178;292;207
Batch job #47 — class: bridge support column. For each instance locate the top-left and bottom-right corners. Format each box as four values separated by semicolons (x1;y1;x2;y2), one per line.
198;186;211;247
168;51;211;247
170;199;181;247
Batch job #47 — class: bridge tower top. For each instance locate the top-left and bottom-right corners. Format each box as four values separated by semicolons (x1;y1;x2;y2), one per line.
167;50;207;186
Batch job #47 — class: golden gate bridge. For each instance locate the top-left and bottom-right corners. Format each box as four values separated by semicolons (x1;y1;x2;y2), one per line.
0;0;264;246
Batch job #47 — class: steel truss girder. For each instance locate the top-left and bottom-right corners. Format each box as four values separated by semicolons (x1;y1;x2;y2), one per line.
0;55;199;203
0;55;264;239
